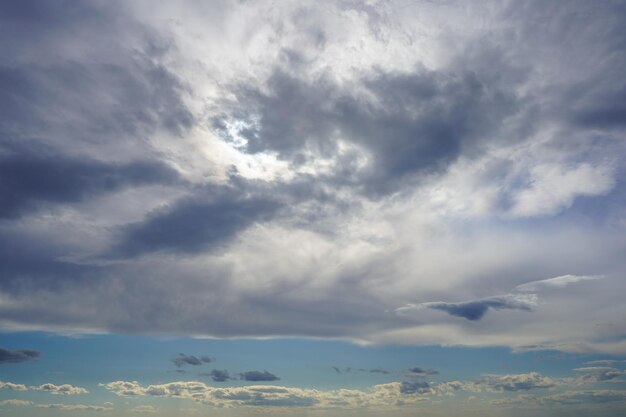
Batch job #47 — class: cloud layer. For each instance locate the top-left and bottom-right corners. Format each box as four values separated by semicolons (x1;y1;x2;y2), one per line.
0;0;625;354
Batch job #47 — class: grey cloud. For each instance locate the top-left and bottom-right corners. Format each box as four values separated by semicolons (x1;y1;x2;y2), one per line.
0;141;179;219
201;369;233;383
407;367;439;376
573;367;625;383
0;348;40;364
172;354;213;368
0;0;625;354
399;381;432;395
109;187;280;257
410;294;537;321
331;367;391;375
477;372;557;392
239;371;280;382
0;0;193;144
217;64;521;195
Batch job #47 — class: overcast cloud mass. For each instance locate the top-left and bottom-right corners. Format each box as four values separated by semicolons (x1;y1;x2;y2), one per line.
1;0;625;415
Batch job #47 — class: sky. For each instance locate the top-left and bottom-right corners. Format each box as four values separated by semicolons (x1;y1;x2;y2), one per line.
0;0;625;415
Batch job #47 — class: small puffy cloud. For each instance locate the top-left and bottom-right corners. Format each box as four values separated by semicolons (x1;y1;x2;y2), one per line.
515;275;604;292
172;354;213;368
407;367;439;376
102;381;144;396
200;369;233;382
33;383;89;395
0;381;27;391
0;399;33;407
0;348;40;364
239;370;280;382
399;294;537;321
476;372;557;392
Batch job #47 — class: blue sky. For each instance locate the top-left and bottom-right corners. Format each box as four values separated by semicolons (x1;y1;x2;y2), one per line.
1;0;626;415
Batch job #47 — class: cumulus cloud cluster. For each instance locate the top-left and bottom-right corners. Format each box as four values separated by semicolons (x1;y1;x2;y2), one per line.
99;370;579;410
0;0;625;354
103;379;455;408
32;383;89;395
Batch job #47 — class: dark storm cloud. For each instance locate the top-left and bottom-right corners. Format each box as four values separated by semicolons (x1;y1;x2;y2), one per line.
200;369;233;382
216;66;520;194
0;348;40;364
421;295;536;321
109;186;280;257
0;141;179;219
171;354;213;368
239;370;280;382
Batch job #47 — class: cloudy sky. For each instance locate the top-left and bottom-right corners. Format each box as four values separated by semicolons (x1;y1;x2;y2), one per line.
1;0;625;415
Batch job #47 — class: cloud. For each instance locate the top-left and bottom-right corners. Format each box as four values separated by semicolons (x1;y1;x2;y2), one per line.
399;294;537;321
0;381;27;391
399;381;433;395
515;275;605;292
492;390;626;406
0;141;179;219
406;367;439;376
0;399;32;407
109;189;280;258
132;405;157;413
369;368;392;375
35;403;111;411
584;360;626;366
331;367;391;375
103;379;448;408
0;0;625;355
217;63;521;195
573;367;625;383
172;354;213;368
0;348;40;364
476;372;557;392
200;370;233;382
239;371;280;382
32;383;89;395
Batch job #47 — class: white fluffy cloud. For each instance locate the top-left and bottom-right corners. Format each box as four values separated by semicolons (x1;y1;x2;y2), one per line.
32;383;89;395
